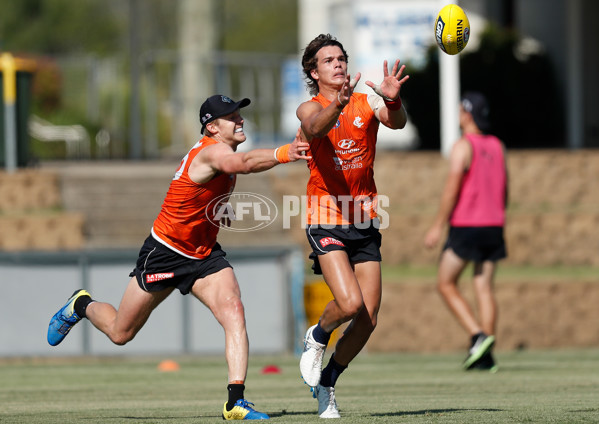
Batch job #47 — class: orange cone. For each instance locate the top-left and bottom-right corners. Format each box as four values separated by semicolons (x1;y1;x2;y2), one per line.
157;359;180;372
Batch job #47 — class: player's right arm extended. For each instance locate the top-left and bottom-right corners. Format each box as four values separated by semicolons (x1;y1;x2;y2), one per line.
297;100;342;140
189;129;310;182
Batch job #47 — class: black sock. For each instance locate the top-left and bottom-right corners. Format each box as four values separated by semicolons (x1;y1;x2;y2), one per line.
226;384;245;411
312;322;332;346
74;295;93;318
320;354;347;388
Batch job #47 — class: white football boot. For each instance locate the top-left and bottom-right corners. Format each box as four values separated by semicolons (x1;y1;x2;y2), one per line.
313;384;340;419
300;324;327;387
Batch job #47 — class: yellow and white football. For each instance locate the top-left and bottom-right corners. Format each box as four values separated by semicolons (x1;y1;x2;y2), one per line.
434;4;470;55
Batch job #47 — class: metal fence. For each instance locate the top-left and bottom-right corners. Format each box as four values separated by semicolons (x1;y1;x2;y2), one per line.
53;51;305;160
0;246;306;357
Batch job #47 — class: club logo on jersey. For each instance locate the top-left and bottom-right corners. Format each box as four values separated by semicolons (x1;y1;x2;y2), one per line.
335;139;360;156
353;117;364;128
338;139;355;150
145;273;174;283
206;192;278;232
320;237;345;248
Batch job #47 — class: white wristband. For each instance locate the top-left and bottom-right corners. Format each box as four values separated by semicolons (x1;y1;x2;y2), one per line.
273;147;280;163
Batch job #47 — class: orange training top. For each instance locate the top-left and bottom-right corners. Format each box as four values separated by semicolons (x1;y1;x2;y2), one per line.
306;92;379;225
152;137;236;259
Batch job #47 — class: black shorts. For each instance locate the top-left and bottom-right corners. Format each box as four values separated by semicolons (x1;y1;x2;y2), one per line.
306;219;382;275
129;235;232;295
443;226;507;262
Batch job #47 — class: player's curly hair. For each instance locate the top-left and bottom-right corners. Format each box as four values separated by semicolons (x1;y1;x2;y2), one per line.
301;34;349;96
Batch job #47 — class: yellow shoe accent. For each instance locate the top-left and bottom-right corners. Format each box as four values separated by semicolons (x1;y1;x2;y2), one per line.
223;402;248;420
66;290;91;316
222;399;269;420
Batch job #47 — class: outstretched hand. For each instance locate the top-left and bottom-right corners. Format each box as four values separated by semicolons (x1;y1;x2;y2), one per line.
288;127;312;161
336;73;361;106
365;59;409;101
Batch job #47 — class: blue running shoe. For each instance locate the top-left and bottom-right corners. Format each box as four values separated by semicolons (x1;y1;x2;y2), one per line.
222;399;269;420
47;289;90;346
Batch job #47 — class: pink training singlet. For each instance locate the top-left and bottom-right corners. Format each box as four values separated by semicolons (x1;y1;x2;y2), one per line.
449;133;506;227
152;137;236;259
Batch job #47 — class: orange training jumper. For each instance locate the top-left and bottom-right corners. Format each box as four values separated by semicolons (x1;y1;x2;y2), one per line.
152;137;236;259
306;92;380;226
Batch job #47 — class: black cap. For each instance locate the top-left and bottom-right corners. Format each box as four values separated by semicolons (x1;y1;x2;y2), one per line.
199;95;251;134
461;91;491;132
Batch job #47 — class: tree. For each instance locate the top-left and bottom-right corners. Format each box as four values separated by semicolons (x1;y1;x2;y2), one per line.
0;0;122;55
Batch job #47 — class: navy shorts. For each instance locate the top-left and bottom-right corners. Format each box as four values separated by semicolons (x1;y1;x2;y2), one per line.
443;226;507;262
129;235;232;295
306;219;382;275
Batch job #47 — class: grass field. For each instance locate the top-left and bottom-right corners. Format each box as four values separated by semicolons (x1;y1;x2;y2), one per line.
1;349;598;423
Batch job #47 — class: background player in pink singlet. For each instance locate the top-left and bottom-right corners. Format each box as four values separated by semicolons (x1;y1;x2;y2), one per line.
47;94;310;420
424;91;508;372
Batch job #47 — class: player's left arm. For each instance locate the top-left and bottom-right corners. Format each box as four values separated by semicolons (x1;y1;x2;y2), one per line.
365;59;409;129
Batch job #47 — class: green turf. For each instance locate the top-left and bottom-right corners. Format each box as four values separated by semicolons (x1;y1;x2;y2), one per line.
1;349;598;423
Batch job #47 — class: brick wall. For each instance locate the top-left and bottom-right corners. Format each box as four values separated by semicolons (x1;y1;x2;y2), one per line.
371;149;599;266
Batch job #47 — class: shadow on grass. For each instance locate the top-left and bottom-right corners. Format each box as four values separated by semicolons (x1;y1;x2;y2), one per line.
106;416;216;421
371;408;504;417
267;408;505;418
269;409;315;417
103;408;507;420
111;411;314;420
